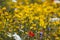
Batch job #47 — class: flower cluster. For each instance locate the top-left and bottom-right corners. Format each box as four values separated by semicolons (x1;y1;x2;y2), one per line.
0;0;60;40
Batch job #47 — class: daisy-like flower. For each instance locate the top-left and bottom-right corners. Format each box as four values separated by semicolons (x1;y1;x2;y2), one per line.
50;18;60;22
7;32;22;40
13;33;21;40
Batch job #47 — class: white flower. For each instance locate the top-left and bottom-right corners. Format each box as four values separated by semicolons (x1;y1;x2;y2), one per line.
54;0;60;3
50;18;60;22
13;33;21;40
19;29;24;32
12;0;17;2
7;32;22;40
7;33;12;37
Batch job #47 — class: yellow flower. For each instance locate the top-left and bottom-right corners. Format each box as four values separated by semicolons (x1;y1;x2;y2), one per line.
0;9;2;14
33;27;37;30
25;32;28;34
15;14;21;18
43;26;46;29
55;21;60;24
44;6;54;13
21;26;24;29
40;20;45;26
2;7;6;10
30;26;33;29
4;12;8;15
37;31;40;33
32;24;36;27
34;17;39;20
55;37;59;40
14;9;20;13
0;21;2;24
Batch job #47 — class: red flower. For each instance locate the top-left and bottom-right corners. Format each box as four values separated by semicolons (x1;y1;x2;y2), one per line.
28;31;35;37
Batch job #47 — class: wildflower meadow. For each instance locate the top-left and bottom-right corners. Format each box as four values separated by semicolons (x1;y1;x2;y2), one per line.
0;0;60;40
